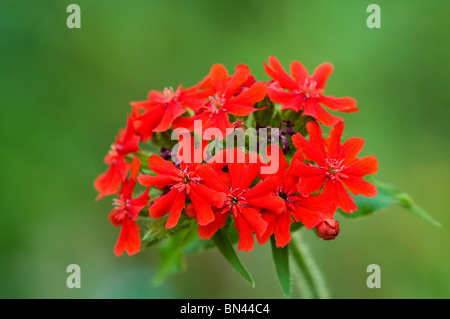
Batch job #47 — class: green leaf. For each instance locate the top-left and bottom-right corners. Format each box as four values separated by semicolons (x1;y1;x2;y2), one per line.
270;236;291;298
140;214;193;249
212;228;255;287
155;225;193;283
280;109;314;136
151;130;178;149
339;178;441;227
253;97;276;126
181;233;216;254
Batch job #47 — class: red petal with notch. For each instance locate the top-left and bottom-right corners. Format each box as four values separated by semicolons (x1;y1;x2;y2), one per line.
191;183;226;208
318;95;358;113
148;188;179;219
148;155;180;177
343;176;378;197
224;64;250;99
311;62;334;90
113;217;141;256
234;214;256;252
244;196;285;214
290;60;309;84
323;181;357;214
188;187;216;226
239;206;267;238
303;99;342;127
197;209;230;239
210;64;228;92
340;137;365;165
166;191;186;229
137;175;176;189
344;156;379;176
264;56;299;91
292;133;325;166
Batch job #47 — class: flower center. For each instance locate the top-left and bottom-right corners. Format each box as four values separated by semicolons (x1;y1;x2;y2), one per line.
294;78;322;100
274;187;294;203
301;78;317;94
208;94;227;115
172;167;201;191
162;87;180;104
226;188;246;207
322;158;347;182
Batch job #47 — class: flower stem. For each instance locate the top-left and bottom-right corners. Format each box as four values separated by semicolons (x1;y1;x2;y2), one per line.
289;232;330;299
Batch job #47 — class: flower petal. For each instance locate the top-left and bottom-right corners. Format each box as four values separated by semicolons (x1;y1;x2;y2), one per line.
148;188;179;219
191;183;226;208
290;60;309;83
224;63;250;99
344;155;379;176
303;99;342;127
148;155;179;177
323;181;357;214
197;209;230;239
318;95;358;113
113;217;141;256
264;56;299;91
239;206;267;238
188;187;216;225
210;64;228;92
340;137;365;165
244;195;286;214
137;175;176;189
234;213;256;252
311;62;334;90
166;191;186;229
343;176;378;197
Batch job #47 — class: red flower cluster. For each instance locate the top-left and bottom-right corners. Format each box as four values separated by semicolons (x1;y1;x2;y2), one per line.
95;57;378;256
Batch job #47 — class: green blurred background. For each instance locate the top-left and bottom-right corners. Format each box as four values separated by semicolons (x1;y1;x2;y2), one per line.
1;0;449;299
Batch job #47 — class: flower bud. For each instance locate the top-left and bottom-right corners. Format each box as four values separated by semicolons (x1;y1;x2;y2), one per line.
234;121;246;131
316;218;340;240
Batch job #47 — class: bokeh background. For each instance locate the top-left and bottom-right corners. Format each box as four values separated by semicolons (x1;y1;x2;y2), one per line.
1;0;449;299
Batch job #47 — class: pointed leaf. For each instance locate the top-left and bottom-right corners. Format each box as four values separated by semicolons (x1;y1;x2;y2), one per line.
339;178;441;227
212;228;255;287
270;236;291;298
154;222;196;283
140;214;193;249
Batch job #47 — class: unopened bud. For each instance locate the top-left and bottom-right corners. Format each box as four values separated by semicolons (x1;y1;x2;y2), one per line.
316;218;340;240
234;121;246;131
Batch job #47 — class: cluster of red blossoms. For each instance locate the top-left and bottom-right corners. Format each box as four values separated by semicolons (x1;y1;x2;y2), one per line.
95;56;378;256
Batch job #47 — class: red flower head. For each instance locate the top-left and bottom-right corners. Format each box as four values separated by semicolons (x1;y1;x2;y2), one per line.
264;56;358;126
173;64;266;139
257;146;333;248
131;76;213;141
109;156;150;256
94;117;140;199
137;136;226;228
315;218;340;240
197;149;286;251
292;121;378;214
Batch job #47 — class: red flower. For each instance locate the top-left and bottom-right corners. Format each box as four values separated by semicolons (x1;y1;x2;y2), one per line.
173;64;266;139
131;76;213;141
137;153;226;228
109;156;150;256
264;56;358;126
292;121;378;213
197;150;286;251
94;117;140;199
257;146;333;248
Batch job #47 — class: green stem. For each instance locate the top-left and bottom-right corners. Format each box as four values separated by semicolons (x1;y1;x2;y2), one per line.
289;233;330;299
